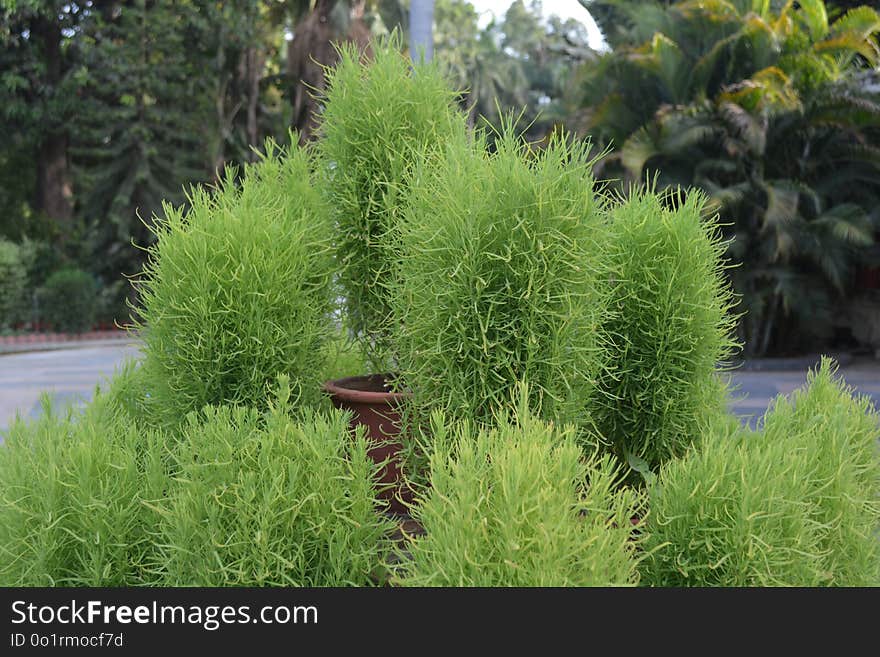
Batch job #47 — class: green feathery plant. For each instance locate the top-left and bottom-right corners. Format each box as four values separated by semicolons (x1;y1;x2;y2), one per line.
133;138;334;426
642;359;880;587
153;378;393;586
759;357;880;585
592;187;739;480
316;32;468;371
393;386;645;587
393;125;608;433
0;391;166;586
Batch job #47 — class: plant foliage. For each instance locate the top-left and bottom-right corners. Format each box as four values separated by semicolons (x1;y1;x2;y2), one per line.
578;0;880;355
154;380;393;586
38;267;98;333
0;391;165;586
134;139;334;426
642;358;880;586
316;32;468;370
394;390;645;587
394;126;608;431
592;187;739;478
0;238;26;329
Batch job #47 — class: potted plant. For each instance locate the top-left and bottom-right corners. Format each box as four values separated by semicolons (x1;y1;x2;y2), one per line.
315;34;468;513
132;138;335;428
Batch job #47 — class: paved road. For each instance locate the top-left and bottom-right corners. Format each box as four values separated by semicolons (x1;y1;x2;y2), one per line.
1;344;879;435
0;343;142;435
725;359;880;429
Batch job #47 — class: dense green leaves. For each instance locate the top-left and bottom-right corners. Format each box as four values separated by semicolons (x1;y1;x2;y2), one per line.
135;141;334;426
0;376;393;587
643;358;880;586
394;127;608;430
579;0;880;356
0;391;165;586
72;0;210;284
316;33;468;370
593;188;738;477
155;391;393;587
395;395;645;587
37;267;97;333
0;238;27;329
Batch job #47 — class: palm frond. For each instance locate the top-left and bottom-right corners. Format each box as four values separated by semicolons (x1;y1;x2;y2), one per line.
718;101;767;154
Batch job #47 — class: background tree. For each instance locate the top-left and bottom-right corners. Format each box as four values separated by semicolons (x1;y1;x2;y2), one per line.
575;0;880;356
0;0;87;241
433;0;594;138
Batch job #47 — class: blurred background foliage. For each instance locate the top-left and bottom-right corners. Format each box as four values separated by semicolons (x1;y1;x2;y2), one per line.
0;0;878;356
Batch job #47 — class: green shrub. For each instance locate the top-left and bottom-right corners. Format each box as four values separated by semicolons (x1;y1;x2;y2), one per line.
592;189;738;479
393;128;608;432
0;238;27;330
0;392;166;586
760;357;880;585
101;359;153;428
643;359;880;587
321;330;369;383
134;140;334;426
38;268;98;333
317;33;468;370
155;381;393;586
394;396;645;587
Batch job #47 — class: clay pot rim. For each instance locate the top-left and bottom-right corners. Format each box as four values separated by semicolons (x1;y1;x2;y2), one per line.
323;373;413;405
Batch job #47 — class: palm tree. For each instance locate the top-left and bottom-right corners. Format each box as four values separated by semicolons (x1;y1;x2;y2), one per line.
577;0;880;356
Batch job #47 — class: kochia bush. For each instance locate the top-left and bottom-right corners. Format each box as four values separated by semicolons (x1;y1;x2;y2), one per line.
643;359;880;587
393;128;608;431
394;394;645;587
0;392;165;586
316;34;468;370
155;382;393;586
134;140;334;426
592;189;738;478
0;375;395;587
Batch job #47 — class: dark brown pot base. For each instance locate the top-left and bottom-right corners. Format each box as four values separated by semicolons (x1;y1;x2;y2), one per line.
323;374;413;515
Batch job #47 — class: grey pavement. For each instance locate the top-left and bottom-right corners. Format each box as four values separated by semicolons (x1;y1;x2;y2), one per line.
1;344;879;435
725;358;880;429
0;342;142;435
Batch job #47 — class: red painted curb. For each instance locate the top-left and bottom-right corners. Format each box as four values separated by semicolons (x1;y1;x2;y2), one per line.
0;330;130;346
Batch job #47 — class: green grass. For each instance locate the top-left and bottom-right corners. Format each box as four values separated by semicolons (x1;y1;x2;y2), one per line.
133;139;335;426
642;359;880;587
394;388;645;587
316;33;468;370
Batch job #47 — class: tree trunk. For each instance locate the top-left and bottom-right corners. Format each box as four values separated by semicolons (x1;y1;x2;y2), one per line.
287;0;372;143
35;134;73;224
31;16;73;228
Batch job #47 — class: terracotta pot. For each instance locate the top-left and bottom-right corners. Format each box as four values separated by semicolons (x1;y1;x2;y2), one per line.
323;374;413;515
